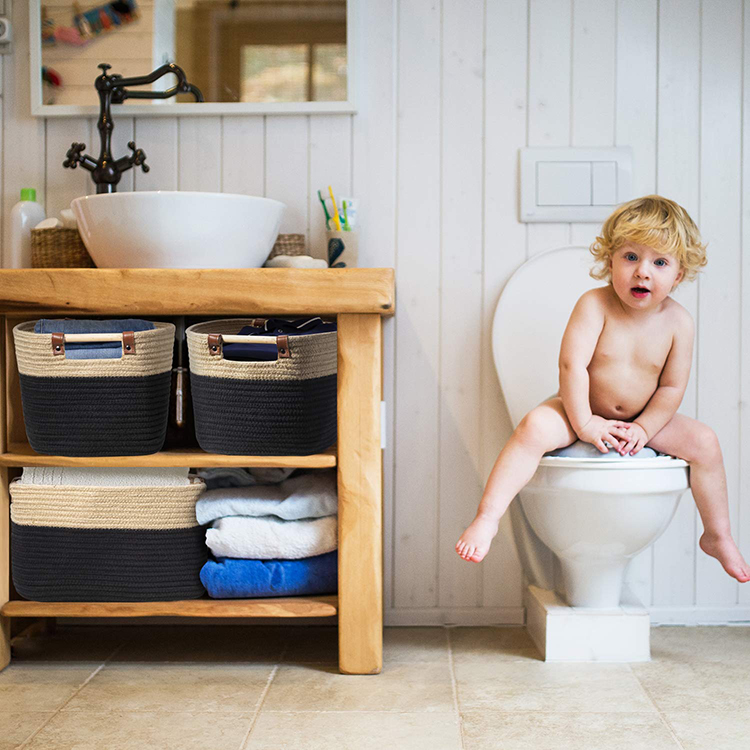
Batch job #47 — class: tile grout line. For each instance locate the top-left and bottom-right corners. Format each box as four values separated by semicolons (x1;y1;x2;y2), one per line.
16;640;129;749
445;627;466;750
237;644;288;750
626;663;686;750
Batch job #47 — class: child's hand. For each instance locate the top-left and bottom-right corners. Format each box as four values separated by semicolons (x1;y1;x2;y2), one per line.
617;421;649;456
577;415;632;453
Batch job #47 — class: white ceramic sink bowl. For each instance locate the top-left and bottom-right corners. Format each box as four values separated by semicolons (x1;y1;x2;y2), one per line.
71;191;285;268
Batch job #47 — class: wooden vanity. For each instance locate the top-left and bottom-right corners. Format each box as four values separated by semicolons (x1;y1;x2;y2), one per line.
0;267;394;675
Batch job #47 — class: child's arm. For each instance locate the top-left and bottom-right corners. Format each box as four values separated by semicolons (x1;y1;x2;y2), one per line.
625;309;694;453
558;292;603;434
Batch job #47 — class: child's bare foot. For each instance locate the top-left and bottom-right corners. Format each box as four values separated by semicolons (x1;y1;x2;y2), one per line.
456;514;499;563
699;532;750;583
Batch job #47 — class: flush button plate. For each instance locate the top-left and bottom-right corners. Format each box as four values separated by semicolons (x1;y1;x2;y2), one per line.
520;146;633;223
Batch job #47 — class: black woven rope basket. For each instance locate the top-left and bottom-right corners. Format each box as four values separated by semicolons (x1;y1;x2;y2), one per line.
186;319;337;455
10;478;207;602
13;321;175;456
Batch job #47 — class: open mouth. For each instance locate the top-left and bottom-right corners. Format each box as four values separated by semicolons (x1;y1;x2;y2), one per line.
630;286;650;298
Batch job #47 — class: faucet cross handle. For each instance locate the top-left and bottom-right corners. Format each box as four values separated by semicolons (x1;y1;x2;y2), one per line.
127;141;150;173
63;142;87;169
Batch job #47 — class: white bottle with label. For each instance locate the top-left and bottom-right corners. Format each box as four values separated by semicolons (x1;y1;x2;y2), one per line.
9;189;46;268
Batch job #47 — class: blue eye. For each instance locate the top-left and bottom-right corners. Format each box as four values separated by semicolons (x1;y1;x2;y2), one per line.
654;258;667;267
625;253;638;261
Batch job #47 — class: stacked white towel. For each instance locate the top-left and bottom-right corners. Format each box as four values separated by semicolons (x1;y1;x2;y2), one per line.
199;469;338;560
20;467;192;486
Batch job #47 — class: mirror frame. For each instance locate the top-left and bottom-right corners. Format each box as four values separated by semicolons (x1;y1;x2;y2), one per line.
30;0;356;117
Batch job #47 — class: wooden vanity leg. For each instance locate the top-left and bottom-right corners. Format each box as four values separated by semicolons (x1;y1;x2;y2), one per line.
1;468;10;671
337;313;383;674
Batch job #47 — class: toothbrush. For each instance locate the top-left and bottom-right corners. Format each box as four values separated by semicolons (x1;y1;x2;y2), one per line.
328;185;342;231
342;200;351;231
317;190;331;229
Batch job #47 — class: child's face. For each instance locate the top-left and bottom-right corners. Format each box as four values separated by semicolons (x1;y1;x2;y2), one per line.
609;242;684;310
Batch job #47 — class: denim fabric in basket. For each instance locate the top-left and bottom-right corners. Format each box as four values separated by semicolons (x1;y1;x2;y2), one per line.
35;319;155;359
223;317;336;361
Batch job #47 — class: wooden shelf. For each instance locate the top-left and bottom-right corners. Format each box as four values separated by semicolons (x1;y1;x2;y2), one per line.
0;268;395;316
0;443;337;468
1;595;338;619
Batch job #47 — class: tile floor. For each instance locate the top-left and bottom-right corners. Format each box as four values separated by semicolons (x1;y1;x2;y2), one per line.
1;623;749;749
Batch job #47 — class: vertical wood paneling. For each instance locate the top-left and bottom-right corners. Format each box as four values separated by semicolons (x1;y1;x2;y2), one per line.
220;117;265;198
527;0;571;256
133;118;179;191
309;116;352;260
741;0;750;608
480;0;528;609
616;0;659;607
351;0;397;608
1;0;45;268
438;0;485;608
697;0;743;605
3;0;750;625
393;0;441;608
178;117;222;192
569;0;615;248
44;118;90;218
652;0;701;607
265;116;309;234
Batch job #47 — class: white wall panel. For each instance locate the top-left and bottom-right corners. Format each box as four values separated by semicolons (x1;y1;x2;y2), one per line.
697;0;743;606
393;0;441;609
3;0;749;624
651;0;701;608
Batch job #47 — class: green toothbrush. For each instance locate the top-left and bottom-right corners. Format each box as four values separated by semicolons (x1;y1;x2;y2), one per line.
317;190;331;229
342;199;351;231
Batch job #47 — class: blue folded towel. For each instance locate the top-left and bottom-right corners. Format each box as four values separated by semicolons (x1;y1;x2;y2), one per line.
35;319;155;359
200;551;338;598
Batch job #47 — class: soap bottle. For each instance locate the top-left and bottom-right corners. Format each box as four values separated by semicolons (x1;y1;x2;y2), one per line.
9;189;46;268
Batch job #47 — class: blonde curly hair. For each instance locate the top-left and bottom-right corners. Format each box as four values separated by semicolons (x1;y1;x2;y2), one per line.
589;195;707;284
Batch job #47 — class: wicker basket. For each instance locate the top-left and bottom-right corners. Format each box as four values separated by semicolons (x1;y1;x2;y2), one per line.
31;227;96;268
10;477;207;602
186;318;337;455
13;321;175;456
266;233;306;261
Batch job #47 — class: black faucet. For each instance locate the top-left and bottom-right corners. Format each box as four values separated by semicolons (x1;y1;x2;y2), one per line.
63;63;204;194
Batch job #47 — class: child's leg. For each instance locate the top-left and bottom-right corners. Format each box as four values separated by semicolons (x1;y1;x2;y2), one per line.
647;414;750;583
456;397;578;563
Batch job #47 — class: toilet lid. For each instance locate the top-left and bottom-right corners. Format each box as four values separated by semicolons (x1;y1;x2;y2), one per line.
492;246;606;427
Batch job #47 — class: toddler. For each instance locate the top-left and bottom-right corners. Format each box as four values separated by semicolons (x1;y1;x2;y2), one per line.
456;195;750;583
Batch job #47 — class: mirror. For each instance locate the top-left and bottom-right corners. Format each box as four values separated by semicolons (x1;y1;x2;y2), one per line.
31;0;354;116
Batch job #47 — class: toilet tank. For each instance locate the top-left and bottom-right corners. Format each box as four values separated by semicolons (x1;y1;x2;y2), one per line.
491;246;606;427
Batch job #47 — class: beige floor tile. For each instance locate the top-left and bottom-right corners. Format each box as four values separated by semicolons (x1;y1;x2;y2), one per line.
62;662;275;714
664;709;750;750
0;712;54;750
632;660;750;712
383;627;451;663
650;626;750;663
461;711;680;750
454;661;655;712
264;662;455;712
449;627;541;663
0;663;101;712
244;711;462;749
113;624;287;663
23;710;254;750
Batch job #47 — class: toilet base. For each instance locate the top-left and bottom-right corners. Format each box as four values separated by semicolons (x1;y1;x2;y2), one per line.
524;584;651;662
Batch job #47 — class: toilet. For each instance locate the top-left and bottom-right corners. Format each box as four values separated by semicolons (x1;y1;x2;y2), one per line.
492;246;690;613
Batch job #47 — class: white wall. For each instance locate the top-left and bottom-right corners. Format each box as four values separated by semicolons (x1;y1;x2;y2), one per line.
2;0;749;625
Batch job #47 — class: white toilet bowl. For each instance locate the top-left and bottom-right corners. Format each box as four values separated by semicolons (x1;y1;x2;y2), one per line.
519;454;687;607
492;247;690;609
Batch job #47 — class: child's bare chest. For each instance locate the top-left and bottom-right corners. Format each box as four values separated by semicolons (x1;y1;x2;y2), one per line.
590;317;673;376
